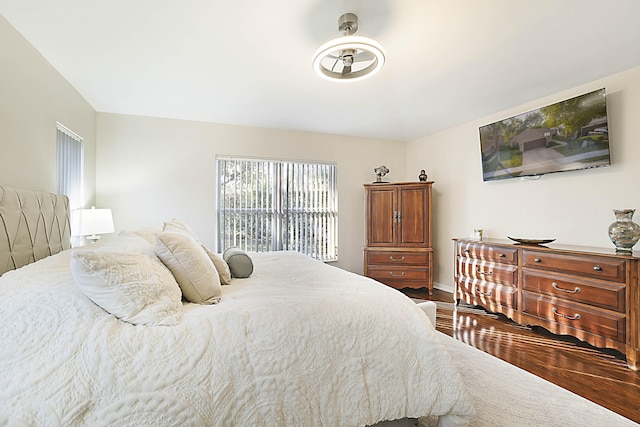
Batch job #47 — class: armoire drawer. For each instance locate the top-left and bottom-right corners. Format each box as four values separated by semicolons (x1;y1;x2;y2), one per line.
367;266;429;282
522;271;625;312
367;251;429;266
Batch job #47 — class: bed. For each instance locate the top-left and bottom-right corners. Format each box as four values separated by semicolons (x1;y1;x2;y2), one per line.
0;186;474;427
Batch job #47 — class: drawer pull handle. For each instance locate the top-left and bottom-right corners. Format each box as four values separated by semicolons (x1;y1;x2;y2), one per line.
552;307;581;321
389;271;405;277
552;282;581;294
389;256;405;262
593;265;602;272
475;287;493;297
499;253;506;258
475;268;493;276
534;258;542;263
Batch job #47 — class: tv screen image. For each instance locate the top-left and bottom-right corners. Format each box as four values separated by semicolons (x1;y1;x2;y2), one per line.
479;88;610;182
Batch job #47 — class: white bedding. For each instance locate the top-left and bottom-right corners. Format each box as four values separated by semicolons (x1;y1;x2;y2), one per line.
0;248;474;426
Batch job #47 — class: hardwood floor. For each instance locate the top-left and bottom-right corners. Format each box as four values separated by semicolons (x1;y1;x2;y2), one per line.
402;288;640;424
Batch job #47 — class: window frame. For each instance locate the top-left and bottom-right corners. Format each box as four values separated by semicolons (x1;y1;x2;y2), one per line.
216;156;338;262
56;122;84;210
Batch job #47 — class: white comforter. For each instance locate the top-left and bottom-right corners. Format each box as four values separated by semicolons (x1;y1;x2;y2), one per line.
0;250;474;426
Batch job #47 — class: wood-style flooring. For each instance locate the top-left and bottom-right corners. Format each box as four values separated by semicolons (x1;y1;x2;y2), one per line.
403;288;640;424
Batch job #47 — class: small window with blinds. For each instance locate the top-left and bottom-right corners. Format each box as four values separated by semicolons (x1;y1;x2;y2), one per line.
217;157;338;262
56;123;84;210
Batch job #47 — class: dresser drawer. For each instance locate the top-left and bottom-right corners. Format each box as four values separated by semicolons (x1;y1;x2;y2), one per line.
522;271;625;312
367;265;429;282
456;242;517;265
367;251;429;266
457;276;517;309
522;250;627;283
521;292;626;342
456;257;517;286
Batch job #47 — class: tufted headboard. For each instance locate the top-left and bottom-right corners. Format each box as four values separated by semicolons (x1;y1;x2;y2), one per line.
0;186;71;276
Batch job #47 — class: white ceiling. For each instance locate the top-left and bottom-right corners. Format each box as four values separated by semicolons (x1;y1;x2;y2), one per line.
2;0;640;141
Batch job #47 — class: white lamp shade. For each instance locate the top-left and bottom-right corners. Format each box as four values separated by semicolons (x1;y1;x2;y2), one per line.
72;207;114;237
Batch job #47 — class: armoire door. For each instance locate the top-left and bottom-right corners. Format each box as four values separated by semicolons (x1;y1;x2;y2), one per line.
366;186;397;246
397;185;430;247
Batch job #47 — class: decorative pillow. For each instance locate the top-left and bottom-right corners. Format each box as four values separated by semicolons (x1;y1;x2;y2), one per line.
70;250;183;326
77;231;157;258
202;245;232;285
123;227;161;245
155;232;222;304
223;247;254;278
163;219;200;242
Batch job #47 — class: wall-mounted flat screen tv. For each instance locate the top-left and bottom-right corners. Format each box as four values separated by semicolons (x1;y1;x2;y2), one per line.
479;88;610;182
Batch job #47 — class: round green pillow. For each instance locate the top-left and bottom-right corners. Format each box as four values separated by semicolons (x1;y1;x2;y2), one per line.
223;247;254;278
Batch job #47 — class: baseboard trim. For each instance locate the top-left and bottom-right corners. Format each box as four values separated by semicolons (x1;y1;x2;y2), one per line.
433;281;454;294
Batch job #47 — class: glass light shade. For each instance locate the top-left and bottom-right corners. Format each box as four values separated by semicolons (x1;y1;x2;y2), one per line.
312;35;385;82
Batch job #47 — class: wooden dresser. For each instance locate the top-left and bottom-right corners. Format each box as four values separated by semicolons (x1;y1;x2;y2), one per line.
364;182;433;294
453;238;640;370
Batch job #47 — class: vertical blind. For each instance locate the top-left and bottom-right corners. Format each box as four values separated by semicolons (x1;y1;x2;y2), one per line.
56;123;84;210
217;157;338;261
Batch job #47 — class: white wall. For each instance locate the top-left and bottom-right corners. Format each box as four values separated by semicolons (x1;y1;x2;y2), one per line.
0;15;96;201
96;113;407;273
8;4;640;288
407;65;640;292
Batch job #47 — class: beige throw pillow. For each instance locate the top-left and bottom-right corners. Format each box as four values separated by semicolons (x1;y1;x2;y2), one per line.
128;227;162;245
163;219;200;242
155;231;222;304
202;245;232;285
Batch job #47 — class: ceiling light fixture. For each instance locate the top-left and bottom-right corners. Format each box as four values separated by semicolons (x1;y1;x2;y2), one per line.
312;13;385;82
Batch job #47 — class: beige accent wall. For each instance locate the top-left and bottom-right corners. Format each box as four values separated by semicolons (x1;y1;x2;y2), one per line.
0;15;96;203
96;113;407;273
407;65;640;292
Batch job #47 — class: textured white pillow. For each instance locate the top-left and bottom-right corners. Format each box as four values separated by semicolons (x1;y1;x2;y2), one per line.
155;232;222;304
202;245;232;285
81;231;157;257
70;250;183;326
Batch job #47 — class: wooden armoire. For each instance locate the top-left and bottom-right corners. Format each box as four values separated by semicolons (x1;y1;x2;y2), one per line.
363;182;434;294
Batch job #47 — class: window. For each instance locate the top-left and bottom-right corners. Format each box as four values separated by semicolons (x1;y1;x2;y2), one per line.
217;157;338;261
56;122;84;210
